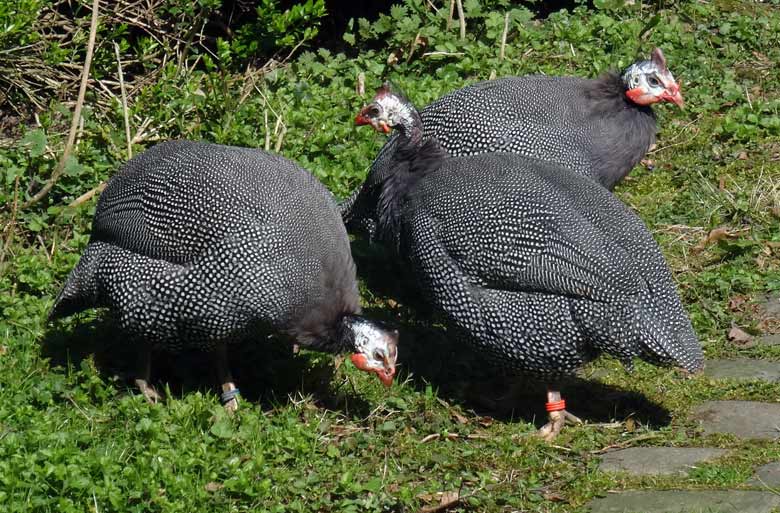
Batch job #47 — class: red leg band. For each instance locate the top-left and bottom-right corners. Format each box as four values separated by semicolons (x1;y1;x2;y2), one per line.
546;399;566;412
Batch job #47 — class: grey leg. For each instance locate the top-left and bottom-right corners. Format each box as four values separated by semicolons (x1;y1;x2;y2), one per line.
134;346;161;404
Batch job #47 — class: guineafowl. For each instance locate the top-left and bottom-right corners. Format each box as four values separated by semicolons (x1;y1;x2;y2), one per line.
50;141;398;410
353;84;702;439
342;49;683;235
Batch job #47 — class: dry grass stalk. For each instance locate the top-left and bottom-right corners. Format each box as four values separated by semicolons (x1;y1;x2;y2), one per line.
20;0;100;210
114;42;132;159
455;0;466;40
499;12;510;60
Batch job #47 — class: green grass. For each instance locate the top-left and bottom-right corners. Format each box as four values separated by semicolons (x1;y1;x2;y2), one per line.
2;0;780;511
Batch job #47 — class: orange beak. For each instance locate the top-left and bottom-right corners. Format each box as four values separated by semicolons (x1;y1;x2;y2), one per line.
661;82;684;108
350;353;396;387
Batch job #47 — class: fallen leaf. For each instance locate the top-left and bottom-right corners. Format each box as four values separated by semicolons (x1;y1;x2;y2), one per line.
692;227;738;253
419;490;461;513
451;411;469;425
0;345;6;356
728;295;748;312
478;416;494;428
737;151;748;160
718;176;726;191
204;482;224;492
728;326;754;346
625;418;636;432
543;491;567;502
640;158;655;170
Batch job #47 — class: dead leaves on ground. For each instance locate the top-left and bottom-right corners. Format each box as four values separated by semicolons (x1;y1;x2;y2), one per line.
727;325;754;346
727;293;780;346
417;490;462;513
691;226;749;254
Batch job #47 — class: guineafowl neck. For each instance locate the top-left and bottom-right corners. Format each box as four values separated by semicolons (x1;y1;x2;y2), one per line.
336;314;370;353
396;107;424;148
584;72;657;189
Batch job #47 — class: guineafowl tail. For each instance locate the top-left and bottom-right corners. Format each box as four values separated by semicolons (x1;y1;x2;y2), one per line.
49;242;107;320
576;290;704;374
636;298;704;374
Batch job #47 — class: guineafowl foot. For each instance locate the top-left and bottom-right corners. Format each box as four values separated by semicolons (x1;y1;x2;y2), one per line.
135;378;162;404
538;409;582;441
221;383;240;413
216;345;240;413
135;347;160;404
538;389;582;441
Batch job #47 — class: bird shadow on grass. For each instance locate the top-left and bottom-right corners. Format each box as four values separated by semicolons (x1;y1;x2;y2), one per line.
393;321;672;429
352;240;671;429
40;314;374;417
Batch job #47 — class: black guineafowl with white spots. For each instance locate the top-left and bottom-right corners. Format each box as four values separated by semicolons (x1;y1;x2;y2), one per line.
50;141;398;410
342;49;683;233
354;84;702;439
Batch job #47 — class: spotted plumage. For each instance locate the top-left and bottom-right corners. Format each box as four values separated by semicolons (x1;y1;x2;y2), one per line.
50;141;398;404
355;85;703;437
342;50;683;235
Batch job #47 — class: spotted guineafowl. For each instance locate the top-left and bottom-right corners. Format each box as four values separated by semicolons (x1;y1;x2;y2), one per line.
50;140;398;410
342;49;683;235
354;84;702;439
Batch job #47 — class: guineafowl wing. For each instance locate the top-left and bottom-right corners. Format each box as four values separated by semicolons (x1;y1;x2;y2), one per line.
405;154;643;305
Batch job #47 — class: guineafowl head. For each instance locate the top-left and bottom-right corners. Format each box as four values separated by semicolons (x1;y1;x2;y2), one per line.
355;82;421;139
341;315;399;387
622;48;684;108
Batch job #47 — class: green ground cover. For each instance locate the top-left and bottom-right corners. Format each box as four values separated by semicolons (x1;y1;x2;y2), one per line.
1;1;779;511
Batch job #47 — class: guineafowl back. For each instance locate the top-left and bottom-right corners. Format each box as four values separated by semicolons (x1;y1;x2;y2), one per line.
414;75;655;181
393;152;702;374
342;74;657;233
52;141;359;352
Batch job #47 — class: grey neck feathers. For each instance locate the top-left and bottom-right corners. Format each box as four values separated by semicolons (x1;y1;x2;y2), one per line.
584;73;657;190
376;101;446;246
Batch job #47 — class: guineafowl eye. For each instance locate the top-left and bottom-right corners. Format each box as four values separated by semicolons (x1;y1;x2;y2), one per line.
647;75;661;87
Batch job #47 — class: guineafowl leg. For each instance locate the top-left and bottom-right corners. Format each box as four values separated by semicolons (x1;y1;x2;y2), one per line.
215;345;240;413
134;346;161;404
538;389;582;441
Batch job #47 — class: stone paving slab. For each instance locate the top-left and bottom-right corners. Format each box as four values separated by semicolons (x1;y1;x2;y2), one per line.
747;461;780;488
588;490;780;513
692;401;780;440
598;447;728;476
758;294;780;318
704;359;780;382
756;334;780;346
